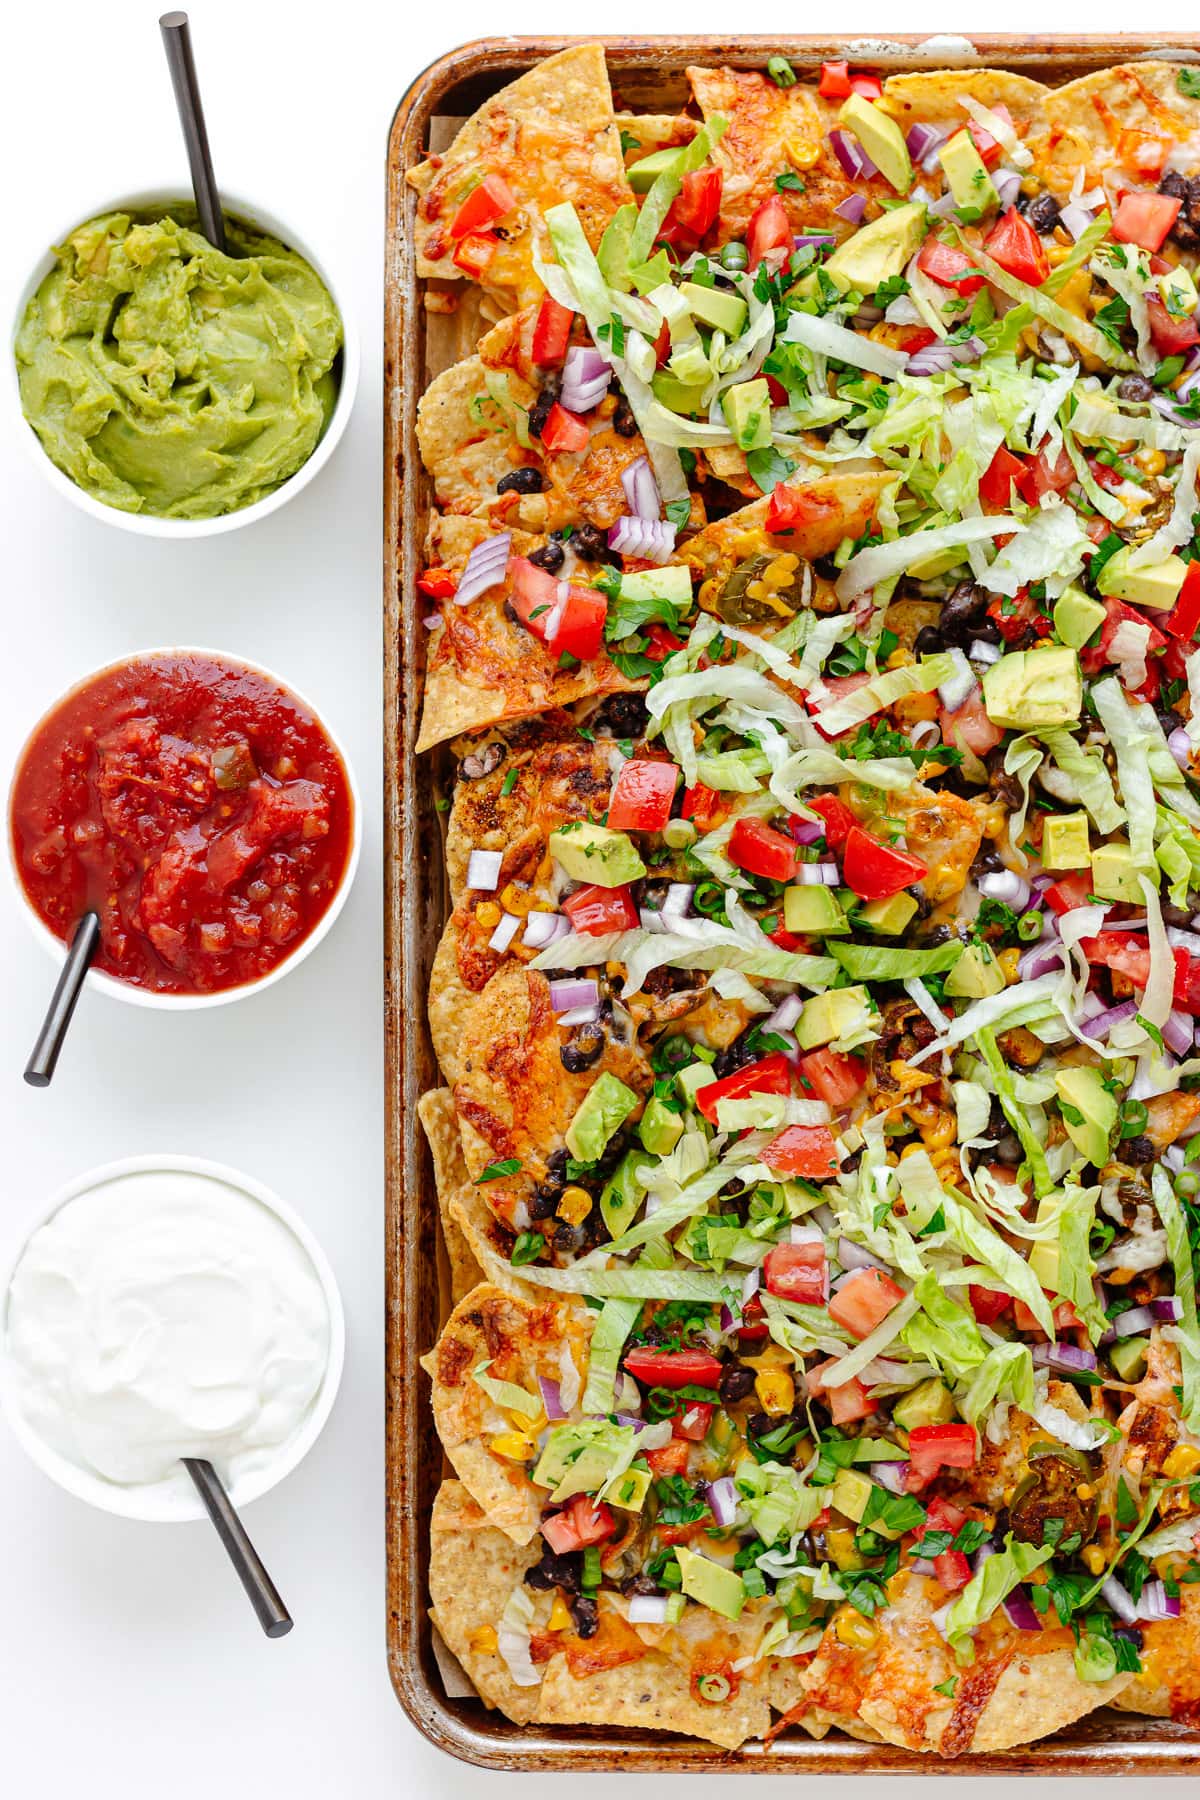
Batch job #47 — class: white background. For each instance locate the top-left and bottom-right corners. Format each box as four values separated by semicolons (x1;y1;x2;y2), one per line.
0;6;1191;1795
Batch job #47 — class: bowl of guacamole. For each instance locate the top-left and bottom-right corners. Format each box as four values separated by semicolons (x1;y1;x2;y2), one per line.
11;190;357;536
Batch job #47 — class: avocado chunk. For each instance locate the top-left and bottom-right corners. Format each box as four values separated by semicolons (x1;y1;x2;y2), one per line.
605;1465;652;1511
619;564;693;607
783;884;849;934
832;1467;876;1524
1160;263;1199;315
1053;584;1107;651
600;1149;651;1238
629;250;673;296
652;370;708;414
597;203;638;291
795;984;872;1050
722;376;774;451
825;1525;868;1570
550;821;646;887
1090;839;1146;903
893;1377;956;1433
1054;1064;1117;1167
938;128;999;221
982;646;1082;730
1029;1233;1060;1294
565;1071;640;1162
1109;1337;1149;1382
639;1096;684;1155
839;94;913;194
1097;546;1188;611
680;280;748;337
626;146;684;193
534;1420;627;1500
824;201;927;294
669;338;712;388
857;892;919;935
1041;811;1092;871
944;940;1005;999
677;1060;718;1108
675;1546;746;1620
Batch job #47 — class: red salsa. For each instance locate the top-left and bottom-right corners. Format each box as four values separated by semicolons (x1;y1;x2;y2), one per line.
10;652;354;996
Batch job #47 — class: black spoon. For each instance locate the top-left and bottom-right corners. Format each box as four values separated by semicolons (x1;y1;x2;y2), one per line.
183;1458;293;1638
24;911;100;1089
159;11;227;252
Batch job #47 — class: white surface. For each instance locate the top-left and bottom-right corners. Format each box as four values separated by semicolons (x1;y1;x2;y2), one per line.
0;5;1186;1797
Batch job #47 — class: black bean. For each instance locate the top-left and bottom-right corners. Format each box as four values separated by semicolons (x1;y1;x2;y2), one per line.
545;1148;569;1185
719;1365;756;1404
1123;1135;1156;1166
589;693;649;738
528;539;566;574
496;465;547;495
528;1188;561;1221
459;742;505;780
528;383;560;439
713;1027;760;1080
971;845;1003;876
525;1545;583;1592
1160;171;1200;249
568;1594;599;1637
1024;193;1062;235
568;522;616;565
1157;708;1182;738
939;580;989;645
553;1220;587;1253
972;618;1002;645
1118;373;1156;404
561;1027;604;1073
913;624;945;656
612;395;638;437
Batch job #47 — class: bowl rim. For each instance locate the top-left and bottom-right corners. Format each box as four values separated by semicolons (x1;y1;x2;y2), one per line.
6;643;362;1010
8;184;359;538
0;1151;346;1523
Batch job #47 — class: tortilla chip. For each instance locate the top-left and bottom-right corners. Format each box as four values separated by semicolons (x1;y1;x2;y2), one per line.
429;1479;547;1721
1036;62;1200;197
681;468;893;586
1113;1577;1200;1724
416;355;538;517
418;1088;485;1301
444;730;617;899
878;69;1050;150
406;45;633;310
616;112;699;167
687;66;897;242
536;1646;770;1750
421;1281;592;1544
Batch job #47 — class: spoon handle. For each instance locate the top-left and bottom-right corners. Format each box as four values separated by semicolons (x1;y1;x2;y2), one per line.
159;12;227;252
24;911;100;1089
183;1458;293;1638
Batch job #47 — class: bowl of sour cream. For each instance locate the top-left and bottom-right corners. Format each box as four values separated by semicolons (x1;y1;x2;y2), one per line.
0;1154;344;1522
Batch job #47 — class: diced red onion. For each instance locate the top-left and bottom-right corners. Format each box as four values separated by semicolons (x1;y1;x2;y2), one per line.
1079;997;1137;1039
794;232;839;253
558;1002;601;1027
1164;1144;1186;1175
1109;1304;1155;1338
523;911;569;949
1166;927;1200;955
560;346;612;415
839;1237;890;1275
906;342;960;377
938;649;976;713
869;1459;910;1495
995;169;1023;210
768;993;805;1033
973;1542;997;1575
1031;1341;1098;1374
1018;943;1063;980
970;638;1003;666
909;720;942;753
790;1224;825;1247
621;455;662;521
885;293;924;326
771;1027;800;1059
794;862;840;886
538;1376;567;1421
790;817;825;845
422;613;440;629
978;868;1031;911
835;194;868;225
719;1301;737;1332
1153;394;1200;429
1164;1008;1195;1056
928;190;963;219
1059;201;1096;242
741;1267;761;1305
608;516;677;564
455;532;513;607
467;848;503;891
489;911;522;953
639;906;668;934
1151;1296;1184;1323
852;303;885;329
910;1556;938;1576
1002;1587;1043;1632
706;1476;739;1526
662;882;696;928
628;1594;671;1624
1136;1579;1182;1623
1169;727;1193;772
829;130;875;181
549;977;599;1014
906;121;946;164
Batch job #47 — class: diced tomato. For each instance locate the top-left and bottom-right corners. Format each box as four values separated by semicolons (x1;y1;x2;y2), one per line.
968;1285;1012;1326
1174;951;1200;1015
607;759;678;832
986;587;1051;645
623;1346;723;1389
1012;1297;1084;1335
644;1438;690;1476
766;483;841;536
737;1290;770;1347
819;60;852;98
1080;929;1152;988
1166;560;1200;642
828;1269;907;1340
644;623;686;661
1084;596;1168;671
984;206;1050;286
1044;871;1093;914
661;167;723;246
764;373;790;407
416;566;457;599
804;793;858;849
550;586;607;661
762;1124;841;1181
939;690;1004;758
768;925;805;951
507;556;562;640
850;71;883;101
1024;447;1076;502
925;1496;967;1536
1087;456;1127;496
561;883;639;935
763;1239;829;1304
1148;292;1200;357
828;1377;878;1426
452;233;497;277
450;173;517;239
807;672;873;740
695;1052;792;1126
796;1047;867;1110
970;127;1005;171
673;1401;715;1441
905;1422;977;1487
727;816;800;882
681;783;724;830
531;295;574;367
898;326;937;352
934;1549;973;1592
746;195;793;271
541;1493;615;1554
1112;192;1183;254
841;826;927;901
540;402;590;454
917;238;987;296
979;444;1031;511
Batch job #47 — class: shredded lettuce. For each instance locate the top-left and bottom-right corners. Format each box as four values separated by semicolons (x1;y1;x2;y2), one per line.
836;518;1020;602
901;1274;988;1378
580;1299;641;1415
1151;1165;1200;1433
967;230;1136;371
976;1026;1053;1198
627;118;728;268
735;1458;826;1545
943;1534;1055;1656
958;1340;1034;1425
828;940;963;981
471;1362;543;1420
983;497;1091;600
497;1582;542;1687
1038;727;1125;834
782;309;911;379
810;655;956;736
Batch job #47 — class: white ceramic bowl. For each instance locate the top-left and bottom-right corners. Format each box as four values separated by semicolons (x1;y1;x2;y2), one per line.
9;186;358;538
0;1153;345;1523
7;645;361;1010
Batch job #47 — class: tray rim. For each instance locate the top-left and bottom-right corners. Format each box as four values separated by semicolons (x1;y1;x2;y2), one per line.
384;32;1200;1773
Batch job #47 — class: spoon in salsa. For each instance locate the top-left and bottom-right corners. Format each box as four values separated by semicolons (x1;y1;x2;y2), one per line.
24;911;101;1088
159;11;227;252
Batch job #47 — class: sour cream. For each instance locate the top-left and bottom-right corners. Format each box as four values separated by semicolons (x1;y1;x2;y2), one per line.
3;1167;331;1505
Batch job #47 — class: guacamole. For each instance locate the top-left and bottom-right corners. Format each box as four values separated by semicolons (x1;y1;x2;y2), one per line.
15;211;342;520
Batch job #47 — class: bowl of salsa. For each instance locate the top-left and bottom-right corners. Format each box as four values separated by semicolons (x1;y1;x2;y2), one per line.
8;649;359;1007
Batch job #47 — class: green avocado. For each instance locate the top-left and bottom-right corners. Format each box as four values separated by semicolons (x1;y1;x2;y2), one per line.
605;1465;652;1511
795;984;871;1050
783;884;849;934
629;250;673;295
1090;839;1145;903
824;201;927;294
597;204;638;290
982;646;1082;730
675;1546;746;1620
677;1060;718;1108
565;1071;640;1162
626;147;684;192
722;377;774;451
680;281;748;337
893;1378;956;1433
652;369;708;414
1097;546;1188;611
857;892;920;935
549;821;646;887
1054;1064;1117;1166
1053;584;1107;651
831;1467;875;1523
938;129;999;221
1109;1337;1149;1382
533;1422;621;1500
639;1096;684;1155
1042;812;1092;871
944;940;1005;999
669;339;712;388
600;1149;651;1238
1160;263;1199;315
839;94;913;194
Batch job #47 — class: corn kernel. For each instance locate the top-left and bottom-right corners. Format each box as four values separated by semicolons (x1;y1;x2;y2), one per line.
557;1185;593;1226
786;136;822;170
886;647;915;670
507;1406;545;1433
470;1625;499;1654
740;1343;792;1372
1164;1443;1200;1479
548;1597;572;1632
489;1431;536;1461
754;1370;795;1415
1076;1483;1096;1502
1082;1544;1107;1575
998;947;1021;982
500;882;536;916
1106;1265;1137;1286
835;1609;877;1649
1135;446;1167;477
474;900;502;928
